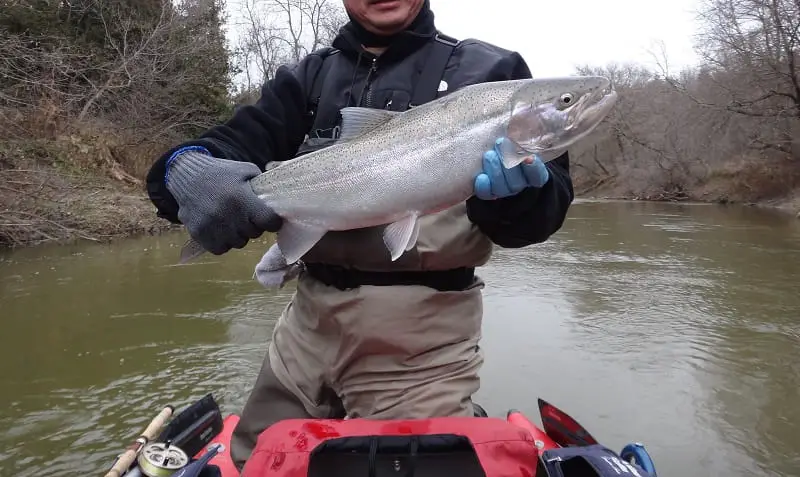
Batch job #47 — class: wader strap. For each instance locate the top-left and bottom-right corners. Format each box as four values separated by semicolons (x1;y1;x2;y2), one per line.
409;32;459;108
310;49;338;108
301;48;341;149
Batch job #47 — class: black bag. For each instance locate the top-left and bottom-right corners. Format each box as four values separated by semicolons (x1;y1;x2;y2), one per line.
538;445;654;477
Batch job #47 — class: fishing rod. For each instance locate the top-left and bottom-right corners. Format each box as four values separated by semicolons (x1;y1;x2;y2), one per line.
103;405;175;477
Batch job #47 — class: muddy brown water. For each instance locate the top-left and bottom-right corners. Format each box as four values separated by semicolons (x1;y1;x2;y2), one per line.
1;200;799;476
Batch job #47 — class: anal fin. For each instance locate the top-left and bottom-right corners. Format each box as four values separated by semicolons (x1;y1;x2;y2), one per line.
276;221;327;264
382;213;420;261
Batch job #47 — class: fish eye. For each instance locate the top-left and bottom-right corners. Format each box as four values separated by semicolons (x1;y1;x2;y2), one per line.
559;93;575;105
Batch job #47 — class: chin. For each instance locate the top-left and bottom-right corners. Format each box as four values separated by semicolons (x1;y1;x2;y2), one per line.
367;13;409;31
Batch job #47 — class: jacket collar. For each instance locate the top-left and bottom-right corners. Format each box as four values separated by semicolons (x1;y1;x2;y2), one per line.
332;0;437;62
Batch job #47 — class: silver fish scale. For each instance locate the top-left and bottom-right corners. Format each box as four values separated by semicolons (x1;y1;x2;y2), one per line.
249;80;529;232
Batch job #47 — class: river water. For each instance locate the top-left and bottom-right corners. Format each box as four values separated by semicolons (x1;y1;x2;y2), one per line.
1;200;799;477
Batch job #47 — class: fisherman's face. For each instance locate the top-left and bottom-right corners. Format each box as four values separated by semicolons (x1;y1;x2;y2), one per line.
343;0;425;35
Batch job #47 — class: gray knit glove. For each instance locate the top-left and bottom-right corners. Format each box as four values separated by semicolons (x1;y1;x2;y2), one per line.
165;150;282;255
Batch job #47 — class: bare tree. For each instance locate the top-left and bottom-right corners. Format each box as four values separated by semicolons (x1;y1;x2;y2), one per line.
568;0;800;202
668;0;800;158
76;1;176;121
232;0;347;93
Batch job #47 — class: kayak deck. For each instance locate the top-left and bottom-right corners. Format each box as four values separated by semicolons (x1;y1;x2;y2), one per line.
110;393;657;477
199;412;558;477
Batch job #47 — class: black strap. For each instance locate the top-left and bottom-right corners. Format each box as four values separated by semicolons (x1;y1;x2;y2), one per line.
303;48;340;142
309;48;339;109
304;263;475;292
409;32;459;107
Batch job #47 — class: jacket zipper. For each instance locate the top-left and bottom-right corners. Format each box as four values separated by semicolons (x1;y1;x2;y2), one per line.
361;57;378;108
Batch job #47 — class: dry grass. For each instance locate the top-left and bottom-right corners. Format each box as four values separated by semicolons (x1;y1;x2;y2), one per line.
575;154;800;217
0;117;179;248
696;157;800;204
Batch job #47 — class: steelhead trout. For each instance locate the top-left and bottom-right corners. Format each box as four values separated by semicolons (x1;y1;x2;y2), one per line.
179;76;618;282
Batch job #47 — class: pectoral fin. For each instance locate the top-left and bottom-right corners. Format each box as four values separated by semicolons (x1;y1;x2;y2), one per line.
499;138;537;169
382;213;419;261
276;221;327;264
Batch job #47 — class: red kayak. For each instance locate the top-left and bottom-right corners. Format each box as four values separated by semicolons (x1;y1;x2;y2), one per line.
112;393;657;477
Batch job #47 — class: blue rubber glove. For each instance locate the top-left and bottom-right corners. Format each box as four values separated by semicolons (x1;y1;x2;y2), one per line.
474;137;550;200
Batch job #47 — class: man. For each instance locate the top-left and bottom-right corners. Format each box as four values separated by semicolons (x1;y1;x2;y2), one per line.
145;0;574;470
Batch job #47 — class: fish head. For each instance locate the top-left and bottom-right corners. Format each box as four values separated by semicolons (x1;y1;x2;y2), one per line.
500;76;618;167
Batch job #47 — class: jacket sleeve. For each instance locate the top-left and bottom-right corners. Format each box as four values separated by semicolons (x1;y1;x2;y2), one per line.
145;55;324;224
465;51;575;248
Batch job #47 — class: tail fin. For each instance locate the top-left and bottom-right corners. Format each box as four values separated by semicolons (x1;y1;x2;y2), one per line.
179;238;207;264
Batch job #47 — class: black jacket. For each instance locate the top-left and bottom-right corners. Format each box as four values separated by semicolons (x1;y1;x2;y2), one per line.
145;4;574;248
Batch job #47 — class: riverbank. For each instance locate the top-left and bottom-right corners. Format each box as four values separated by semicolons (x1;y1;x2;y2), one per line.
2;142;798;249
574;157;800;218
0;133;179;249
582;189;800;217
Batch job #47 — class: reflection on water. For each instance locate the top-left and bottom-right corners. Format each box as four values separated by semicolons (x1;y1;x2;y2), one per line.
0;200;798;476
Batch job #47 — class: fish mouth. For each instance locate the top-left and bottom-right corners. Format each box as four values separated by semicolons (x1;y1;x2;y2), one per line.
565;80;617;132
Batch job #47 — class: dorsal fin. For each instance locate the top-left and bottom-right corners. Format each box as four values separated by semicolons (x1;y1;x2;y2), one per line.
338;107;400;142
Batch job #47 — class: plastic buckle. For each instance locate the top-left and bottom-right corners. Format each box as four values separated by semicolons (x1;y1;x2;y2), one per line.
434;33;459;47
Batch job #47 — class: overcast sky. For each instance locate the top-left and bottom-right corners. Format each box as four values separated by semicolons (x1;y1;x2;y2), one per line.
225;0;705;77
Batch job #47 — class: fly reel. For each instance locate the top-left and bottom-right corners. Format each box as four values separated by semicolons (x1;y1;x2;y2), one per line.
137;441;189;477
